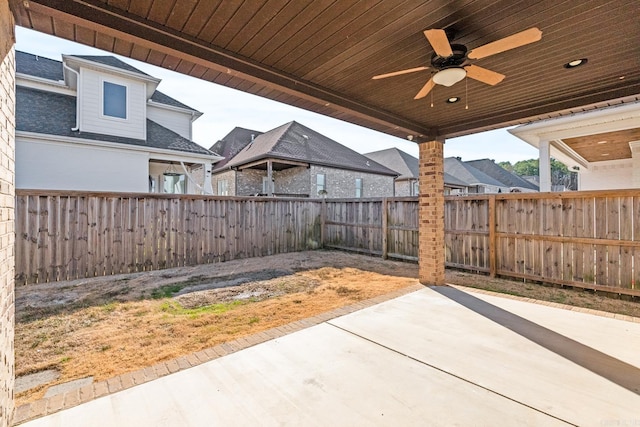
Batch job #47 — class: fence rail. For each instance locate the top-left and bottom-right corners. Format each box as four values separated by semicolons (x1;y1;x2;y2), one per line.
15;189;640;296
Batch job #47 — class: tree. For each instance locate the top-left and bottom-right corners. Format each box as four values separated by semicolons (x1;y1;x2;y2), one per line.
501;158;577;190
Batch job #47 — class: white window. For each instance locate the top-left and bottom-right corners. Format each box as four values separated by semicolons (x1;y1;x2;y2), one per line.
217;179;228;196
163;174;186;194
316;174;326;196
103;81;127;119
355;178;363;198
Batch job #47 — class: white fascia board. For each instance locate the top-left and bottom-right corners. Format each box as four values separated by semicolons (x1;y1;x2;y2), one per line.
16;74;76;96
509;101;640;145
147;99;202;117
17;131;223;163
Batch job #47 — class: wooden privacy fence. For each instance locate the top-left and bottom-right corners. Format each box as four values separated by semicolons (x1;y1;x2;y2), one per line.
16;191;322;285
15;190;640;296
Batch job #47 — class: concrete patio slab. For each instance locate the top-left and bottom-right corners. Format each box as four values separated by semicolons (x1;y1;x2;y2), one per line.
20;286;640;427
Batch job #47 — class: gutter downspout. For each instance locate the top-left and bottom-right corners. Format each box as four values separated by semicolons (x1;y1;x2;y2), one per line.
62;63;80;131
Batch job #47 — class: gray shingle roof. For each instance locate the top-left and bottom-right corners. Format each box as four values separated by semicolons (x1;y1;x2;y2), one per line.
16;86;213;156
16;51;63;81
223;121;397;176
464;159;539;190
150;91;199;112
211;127;263;172
16;51;195;111
364;148;418;180
444;157;505;187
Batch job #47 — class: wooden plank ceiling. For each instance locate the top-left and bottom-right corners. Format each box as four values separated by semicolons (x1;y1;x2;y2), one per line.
10;0;640;141
563;128;640;163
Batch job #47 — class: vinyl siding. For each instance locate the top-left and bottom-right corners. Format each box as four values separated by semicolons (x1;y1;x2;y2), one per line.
147;104;192;139
78;68;146;140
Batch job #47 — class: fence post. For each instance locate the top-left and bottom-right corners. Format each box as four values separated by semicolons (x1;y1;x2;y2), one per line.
320;198;326;248
489;195;497;277
382;198;388;259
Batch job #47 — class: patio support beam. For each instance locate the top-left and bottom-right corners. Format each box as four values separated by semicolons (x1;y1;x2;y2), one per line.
0;1;15;425
418;140;445;285
539;139;552;192
630;141;640;189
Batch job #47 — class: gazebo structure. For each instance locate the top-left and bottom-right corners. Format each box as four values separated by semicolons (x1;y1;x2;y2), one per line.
1;1;639;425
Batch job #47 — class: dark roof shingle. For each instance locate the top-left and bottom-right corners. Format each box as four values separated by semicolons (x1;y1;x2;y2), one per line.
364;148;418;180
16;51;63;81
16;86;213;156
464;159;539;190
223;121;397;176
211;127;263;172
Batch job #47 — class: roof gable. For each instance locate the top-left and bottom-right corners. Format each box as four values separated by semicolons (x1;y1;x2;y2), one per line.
69;55;150;76
364;148;418;180
211;127;263;171
225;121;397;176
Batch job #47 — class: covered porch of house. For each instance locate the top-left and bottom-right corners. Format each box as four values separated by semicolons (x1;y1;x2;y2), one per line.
1;0;640;425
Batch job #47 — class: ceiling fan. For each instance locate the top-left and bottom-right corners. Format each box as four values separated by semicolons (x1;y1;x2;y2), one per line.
372;27;542;100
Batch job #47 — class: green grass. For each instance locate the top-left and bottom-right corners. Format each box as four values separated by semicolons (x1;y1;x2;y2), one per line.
158;300;246;318
151;284;186;299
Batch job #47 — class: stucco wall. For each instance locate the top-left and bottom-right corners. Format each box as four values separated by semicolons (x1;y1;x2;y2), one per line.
578;159;634;190
16;137;149;192
0;5;15;423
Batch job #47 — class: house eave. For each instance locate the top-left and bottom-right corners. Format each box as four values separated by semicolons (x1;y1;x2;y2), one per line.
16;130;222;163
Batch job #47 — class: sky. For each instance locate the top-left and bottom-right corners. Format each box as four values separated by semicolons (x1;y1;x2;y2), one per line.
15;27;538;163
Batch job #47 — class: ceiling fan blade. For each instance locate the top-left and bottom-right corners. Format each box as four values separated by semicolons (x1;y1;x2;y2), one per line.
424;29;453;57
464;64;505;85
372;66;429;80
414;77;436;100
467;27;542;60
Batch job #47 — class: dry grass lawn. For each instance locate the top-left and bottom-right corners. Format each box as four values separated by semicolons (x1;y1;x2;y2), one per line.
15;252;418;405
15;250;640;406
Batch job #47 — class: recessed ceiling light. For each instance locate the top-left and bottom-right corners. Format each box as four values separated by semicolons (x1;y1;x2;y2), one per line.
597;140;608;144
446;97;460;103
601;153;610;156
564;58;587;69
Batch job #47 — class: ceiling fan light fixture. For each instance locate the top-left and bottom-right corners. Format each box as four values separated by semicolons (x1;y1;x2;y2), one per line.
433;68;466;87
446;97;460;103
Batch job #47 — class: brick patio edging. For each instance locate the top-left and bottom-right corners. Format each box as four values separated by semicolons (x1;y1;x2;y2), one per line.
14;284;425;425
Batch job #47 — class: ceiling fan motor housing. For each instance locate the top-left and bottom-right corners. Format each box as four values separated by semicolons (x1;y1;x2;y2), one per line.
431;44;468;70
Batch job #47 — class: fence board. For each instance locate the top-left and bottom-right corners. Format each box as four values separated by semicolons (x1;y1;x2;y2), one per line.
14;190;640;296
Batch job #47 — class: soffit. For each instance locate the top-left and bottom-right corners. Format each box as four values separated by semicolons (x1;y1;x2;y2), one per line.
11;0;640;141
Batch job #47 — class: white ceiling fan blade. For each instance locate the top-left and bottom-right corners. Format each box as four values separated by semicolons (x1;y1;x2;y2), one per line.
424;29;453;57
414;77;436;99
372;66;429;80
468;27;542;60
464;64;505;85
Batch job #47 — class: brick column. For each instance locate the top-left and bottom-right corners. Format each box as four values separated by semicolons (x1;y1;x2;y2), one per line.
0;1;15;426
418;140;445;285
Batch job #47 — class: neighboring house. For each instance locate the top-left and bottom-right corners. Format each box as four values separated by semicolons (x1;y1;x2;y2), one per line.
464;159;539;192
210;121;397;198
364;147;472;196
509;102;640;191
15;51;222;194
444;157;511;194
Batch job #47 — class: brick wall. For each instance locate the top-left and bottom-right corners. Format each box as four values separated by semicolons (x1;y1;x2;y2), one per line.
310;165;394;199
212;170;236;196
0;1;15;425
